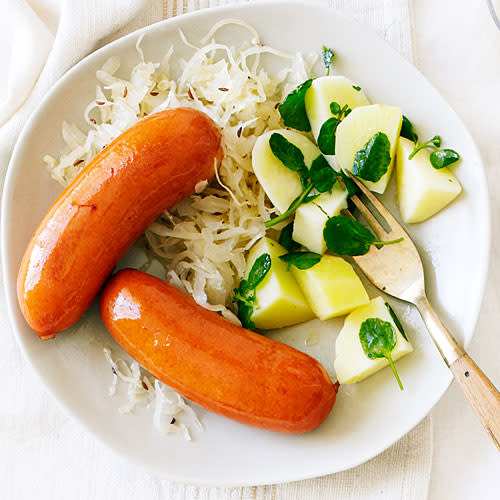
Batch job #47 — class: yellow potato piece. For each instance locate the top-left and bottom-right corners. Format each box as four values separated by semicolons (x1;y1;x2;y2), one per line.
292;183;348;254
252;129;321;213
334;297;413;384
397;137;462;223
305;75;370;141
335;104;402;193
245;237;315;329
292;255;369;320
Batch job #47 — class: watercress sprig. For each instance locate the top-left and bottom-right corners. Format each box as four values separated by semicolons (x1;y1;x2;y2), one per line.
408;135;460;169
233;253;271;330
317;102;352;155
322;46;335;75
265;134;336;228
359;318;404;390
323;215;403;256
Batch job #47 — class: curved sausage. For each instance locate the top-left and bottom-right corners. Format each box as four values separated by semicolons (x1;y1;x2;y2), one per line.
18;108;222;339
100;269;338;434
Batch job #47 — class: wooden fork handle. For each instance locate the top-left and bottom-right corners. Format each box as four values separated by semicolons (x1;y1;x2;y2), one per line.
450;354;500;451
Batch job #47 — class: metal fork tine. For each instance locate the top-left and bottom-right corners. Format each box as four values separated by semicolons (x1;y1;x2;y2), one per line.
350;194;387;239
347;172;403;232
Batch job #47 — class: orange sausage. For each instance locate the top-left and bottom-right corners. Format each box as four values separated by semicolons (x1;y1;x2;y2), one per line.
100;269;338;434
18;108;222;339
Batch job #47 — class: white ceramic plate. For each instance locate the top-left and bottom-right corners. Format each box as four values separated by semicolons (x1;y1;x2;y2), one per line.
1;1;490;486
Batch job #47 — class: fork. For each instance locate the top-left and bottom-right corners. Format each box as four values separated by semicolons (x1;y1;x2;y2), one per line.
345;173;500;451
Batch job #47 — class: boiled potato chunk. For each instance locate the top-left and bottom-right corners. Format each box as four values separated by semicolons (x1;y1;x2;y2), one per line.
292;255;369;320
246;237;315;329
334;297;413;384
252;129;321;213
336;104;402;193
305;75;370;140
292;183;348;254
397;137;462;223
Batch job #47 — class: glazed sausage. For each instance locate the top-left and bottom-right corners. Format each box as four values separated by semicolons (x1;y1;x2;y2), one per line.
18;108;222;339
100;269;338;434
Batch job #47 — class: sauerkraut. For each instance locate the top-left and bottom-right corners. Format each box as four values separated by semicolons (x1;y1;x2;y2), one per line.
44;19;316;436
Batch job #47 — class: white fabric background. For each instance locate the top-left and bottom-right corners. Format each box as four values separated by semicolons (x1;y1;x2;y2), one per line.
0;0;499;498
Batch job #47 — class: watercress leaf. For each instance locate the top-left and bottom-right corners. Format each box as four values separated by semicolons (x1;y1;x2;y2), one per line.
431;136;442;147
238;301;255;331
400;115;418;142
269;133;308;176
279;251;322;270
329;101;341;115
359;317;403;390
310;155;336;192
238;279;252;296
359;317;396;360
278;222;300;252
385;302;408;341
429;149;460;169
352;85;361;91
352;132;392;183
246;253;271;290
323;215;375;256
317;117;339;155
278;79;313;132
336;170;359;198
322;46;335;75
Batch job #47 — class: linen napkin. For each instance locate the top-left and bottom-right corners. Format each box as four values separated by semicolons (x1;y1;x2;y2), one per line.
0;1;432;499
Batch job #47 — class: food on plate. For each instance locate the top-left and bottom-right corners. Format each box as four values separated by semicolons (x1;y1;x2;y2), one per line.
292;183;348;254
100;269;338;434
234;236;314;330
252;129;323;213
17;108;222;339
291;255;369;320
34;18;465;435
334;297;413;386
397;136;462;223
304;75;370;146
335;104;403;193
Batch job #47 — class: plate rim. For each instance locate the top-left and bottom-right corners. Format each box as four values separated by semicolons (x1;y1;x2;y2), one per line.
1;0;491;486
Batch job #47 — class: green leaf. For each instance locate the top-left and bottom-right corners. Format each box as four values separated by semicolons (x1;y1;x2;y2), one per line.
278;79;313;132
430;149;460;169
352;85;361;91
400;115;418;142
431;135;442;147
323;215;375;256
238;301;255;330
385;302;408;341
269;133;308;176
310;155;336;192
352;132;392;183
279;251;322;270
322;46;335;75
246;253;271;290
359;317;403;390
336;170;359;198
329;101;341;115
278;222;300;252
317;117;339;155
